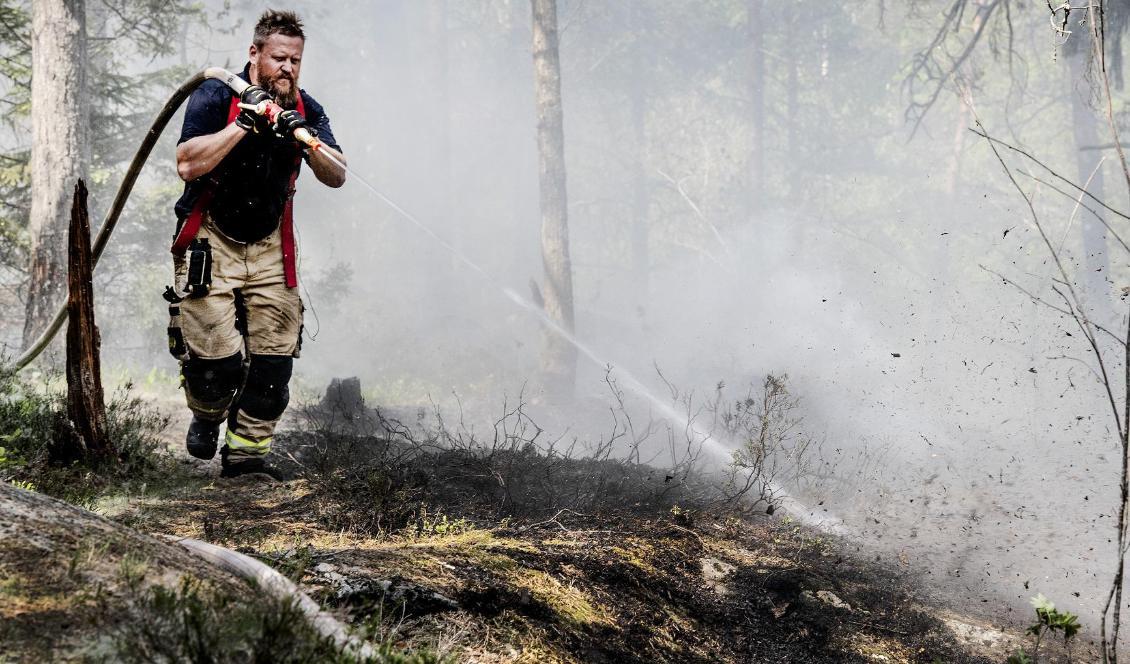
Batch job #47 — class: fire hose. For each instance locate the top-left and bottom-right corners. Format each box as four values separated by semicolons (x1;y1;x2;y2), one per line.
10;67;323;372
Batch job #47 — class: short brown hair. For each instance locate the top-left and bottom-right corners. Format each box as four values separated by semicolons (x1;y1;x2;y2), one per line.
253;9;305;47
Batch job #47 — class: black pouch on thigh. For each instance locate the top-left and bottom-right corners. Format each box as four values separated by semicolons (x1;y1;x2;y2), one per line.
185;238;212;298
293;302;304;359
163;286;189;361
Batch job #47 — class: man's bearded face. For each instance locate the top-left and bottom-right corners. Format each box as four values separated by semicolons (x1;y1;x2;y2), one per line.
262;68;298;108
250;33;304;109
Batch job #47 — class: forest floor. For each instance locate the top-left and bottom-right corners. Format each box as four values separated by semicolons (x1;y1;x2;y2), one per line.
0;392;1100;663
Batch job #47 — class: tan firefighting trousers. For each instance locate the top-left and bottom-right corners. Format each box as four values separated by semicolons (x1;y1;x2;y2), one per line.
173;212;301;458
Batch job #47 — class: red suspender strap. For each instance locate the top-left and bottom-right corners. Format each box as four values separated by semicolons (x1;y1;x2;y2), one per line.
170;96;244;255
281;185;298;288
279;93;306;289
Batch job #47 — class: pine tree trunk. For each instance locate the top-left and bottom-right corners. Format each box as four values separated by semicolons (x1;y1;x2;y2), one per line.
944;0;986;195
747;0;765;216
629;3;649;307
785;12;798;198
426;0;454;276
23;0;89;349
944;99;971;195
531;0;576;400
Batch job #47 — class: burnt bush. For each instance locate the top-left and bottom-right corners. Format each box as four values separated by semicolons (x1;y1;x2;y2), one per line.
277;379;757;535
275;372;822;536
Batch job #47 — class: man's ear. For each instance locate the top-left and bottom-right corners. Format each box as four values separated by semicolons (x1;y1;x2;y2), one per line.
248;44;258;61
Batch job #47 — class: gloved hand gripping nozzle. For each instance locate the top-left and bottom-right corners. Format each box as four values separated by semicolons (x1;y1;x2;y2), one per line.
234;92;322;151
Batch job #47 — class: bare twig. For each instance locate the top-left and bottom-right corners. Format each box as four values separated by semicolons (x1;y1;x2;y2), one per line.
969;128;1130;221
1058;156;1108;252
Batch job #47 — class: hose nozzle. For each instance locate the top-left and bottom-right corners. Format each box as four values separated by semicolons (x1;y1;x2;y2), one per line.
236;101;321;150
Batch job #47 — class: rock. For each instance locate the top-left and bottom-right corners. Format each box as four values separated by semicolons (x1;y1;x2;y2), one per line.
328;575;458;616
815;590;851;611
700;556;736;595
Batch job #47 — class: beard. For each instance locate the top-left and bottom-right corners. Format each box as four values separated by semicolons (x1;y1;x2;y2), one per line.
263;71;298;108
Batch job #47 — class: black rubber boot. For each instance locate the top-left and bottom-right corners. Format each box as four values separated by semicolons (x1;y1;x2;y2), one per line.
185;417;221;460
219;448;283;480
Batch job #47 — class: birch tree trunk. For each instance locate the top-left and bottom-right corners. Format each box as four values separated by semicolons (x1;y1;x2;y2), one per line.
23;0;89;349
531;0;576;400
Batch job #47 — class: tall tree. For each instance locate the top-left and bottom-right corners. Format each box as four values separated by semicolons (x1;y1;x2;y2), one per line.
530;0;576;400
426;0;454;277
747;0;765;215
1064;25;1113;315
628;2;649;304
23;0;88;349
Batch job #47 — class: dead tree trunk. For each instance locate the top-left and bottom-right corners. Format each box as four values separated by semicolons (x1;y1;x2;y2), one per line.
24;0;90;349
531;0;577;400
64;180;112;462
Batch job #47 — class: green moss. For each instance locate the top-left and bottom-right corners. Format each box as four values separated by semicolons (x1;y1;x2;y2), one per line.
511;569;613;628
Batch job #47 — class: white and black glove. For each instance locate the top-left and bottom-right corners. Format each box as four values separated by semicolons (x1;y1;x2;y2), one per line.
234;85;272;133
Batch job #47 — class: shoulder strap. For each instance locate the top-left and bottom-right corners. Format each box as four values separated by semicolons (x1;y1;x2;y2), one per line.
226;94;241;125
171;96;242;255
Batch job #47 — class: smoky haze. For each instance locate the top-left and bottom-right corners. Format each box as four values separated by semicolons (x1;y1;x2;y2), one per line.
71;0;1125;630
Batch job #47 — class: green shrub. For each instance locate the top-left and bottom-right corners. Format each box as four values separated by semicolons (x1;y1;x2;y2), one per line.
104;576;448;664
0;365;174;505
1007;594;1081;664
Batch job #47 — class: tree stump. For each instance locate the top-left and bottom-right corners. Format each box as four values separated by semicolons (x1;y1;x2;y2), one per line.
321;376;366;421
63;179;113;461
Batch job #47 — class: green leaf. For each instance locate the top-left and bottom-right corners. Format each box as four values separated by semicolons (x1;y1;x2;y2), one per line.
1030;593;1054;613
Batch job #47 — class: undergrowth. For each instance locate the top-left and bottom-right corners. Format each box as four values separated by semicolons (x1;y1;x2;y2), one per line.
0;366;178;506
280;373;815;536
103;575;447;664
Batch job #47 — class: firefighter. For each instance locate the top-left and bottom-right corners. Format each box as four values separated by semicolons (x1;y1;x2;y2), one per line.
170;10;346;478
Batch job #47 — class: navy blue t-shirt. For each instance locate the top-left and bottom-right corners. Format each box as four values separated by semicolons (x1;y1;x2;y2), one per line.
174;64;342;243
